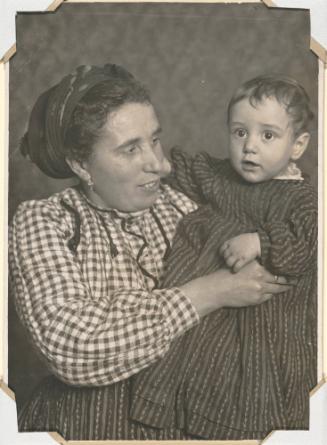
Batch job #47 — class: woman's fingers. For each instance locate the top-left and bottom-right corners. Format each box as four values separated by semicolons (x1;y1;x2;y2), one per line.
261;293;273;302
262;281;293;294
262;270;296;289
272;275;297;286
267;274;288;285
239;261;294;298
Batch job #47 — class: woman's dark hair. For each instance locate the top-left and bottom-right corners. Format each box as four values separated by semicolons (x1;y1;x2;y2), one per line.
227;74;314;137
20;64;151;178
64;76;151;164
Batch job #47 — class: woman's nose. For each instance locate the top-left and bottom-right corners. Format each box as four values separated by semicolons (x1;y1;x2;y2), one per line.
143;145;164;172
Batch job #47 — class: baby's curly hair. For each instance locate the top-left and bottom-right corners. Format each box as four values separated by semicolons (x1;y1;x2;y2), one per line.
227;74;314;137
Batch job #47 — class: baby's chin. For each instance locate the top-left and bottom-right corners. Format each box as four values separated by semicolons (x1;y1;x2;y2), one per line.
240;174;268;183
234;166;270;183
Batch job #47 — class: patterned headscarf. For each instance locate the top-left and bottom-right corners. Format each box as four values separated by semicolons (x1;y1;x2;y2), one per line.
20;64;135;178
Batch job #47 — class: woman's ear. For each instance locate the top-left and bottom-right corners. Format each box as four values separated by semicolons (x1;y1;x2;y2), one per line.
291;132;310;161
66;158;91;182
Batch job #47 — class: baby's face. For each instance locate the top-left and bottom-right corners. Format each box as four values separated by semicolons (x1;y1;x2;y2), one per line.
228;96;296;183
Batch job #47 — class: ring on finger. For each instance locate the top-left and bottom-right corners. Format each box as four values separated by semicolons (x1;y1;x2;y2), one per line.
274;275;278;283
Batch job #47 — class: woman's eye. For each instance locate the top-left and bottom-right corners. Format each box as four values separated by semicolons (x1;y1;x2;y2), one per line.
263;131;274;141
127;145;137;154
152;137;160;145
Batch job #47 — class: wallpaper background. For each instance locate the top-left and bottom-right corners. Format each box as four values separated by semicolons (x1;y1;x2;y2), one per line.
8;2;318;410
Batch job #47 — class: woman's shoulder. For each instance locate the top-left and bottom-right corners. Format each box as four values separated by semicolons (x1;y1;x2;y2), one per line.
12;187;83;227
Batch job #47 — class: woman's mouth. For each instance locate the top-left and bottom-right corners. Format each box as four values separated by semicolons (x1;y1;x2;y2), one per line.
139;179;160;192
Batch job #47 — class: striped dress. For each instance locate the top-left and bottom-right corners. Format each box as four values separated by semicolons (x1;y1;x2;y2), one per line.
130;150;318;440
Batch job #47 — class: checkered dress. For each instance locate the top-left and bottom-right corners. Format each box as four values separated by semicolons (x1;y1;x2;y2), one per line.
9;184;199;386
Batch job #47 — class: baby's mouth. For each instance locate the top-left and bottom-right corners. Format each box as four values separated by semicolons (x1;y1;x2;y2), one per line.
242;160;260;169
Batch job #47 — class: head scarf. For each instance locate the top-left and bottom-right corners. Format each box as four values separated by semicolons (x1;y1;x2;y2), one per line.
20;64;135;178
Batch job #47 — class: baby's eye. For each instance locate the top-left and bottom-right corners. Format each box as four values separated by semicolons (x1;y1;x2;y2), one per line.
263;131;274;141
233;128;247;138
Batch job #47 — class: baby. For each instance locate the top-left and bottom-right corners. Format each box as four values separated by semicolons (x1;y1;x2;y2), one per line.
221;75;312;273
130;75;317;440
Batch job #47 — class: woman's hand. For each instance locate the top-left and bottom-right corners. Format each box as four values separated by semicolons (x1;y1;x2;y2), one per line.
179;260;293;318
214;260;292;307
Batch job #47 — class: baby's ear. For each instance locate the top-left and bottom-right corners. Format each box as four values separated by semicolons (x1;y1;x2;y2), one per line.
291;132;310;161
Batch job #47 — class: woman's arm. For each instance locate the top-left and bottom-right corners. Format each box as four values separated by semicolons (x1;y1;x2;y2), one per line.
9;200;200;387
10;199;291;387
180;261;291;317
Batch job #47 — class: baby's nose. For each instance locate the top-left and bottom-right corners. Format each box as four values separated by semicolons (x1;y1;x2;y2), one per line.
243;135;258;153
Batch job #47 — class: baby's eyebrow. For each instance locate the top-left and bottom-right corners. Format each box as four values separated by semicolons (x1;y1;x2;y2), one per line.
260;123;284;132
229;121;245;126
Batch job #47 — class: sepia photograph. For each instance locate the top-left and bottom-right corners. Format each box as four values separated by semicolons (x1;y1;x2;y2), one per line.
2;0;325;442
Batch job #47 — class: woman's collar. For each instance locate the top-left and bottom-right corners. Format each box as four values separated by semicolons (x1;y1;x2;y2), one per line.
76;184;162;219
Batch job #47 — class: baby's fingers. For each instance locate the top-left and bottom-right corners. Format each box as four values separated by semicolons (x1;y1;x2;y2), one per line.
225;254;238;269
232;258;246;273
219;241;230;256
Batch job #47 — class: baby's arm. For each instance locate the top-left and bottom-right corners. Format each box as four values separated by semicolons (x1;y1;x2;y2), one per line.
221;183;317;277
220;233;261;273
258;197;317;277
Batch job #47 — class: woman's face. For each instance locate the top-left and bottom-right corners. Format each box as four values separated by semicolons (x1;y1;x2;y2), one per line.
83;102;171;212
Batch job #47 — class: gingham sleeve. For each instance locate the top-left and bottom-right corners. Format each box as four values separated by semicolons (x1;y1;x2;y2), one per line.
9;200;199;386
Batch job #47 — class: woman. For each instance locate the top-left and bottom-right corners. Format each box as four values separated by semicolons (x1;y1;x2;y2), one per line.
9;63;290;440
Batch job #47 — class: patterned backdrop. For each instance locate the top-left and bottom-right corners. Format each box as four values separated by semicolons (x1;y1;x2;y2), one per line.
8;2;318;408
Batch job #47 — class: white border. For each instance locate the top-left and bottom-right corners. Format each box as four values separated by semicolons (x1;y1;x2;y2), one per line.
0;1;326;444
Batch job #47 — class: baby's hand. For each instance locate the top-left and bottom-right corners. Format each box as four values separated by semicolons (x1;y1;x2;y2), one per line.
220;233;261;273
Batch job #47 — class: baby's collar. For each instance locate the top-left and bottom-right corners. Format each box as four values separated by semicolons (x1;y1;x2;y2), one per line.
273;162;303;181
